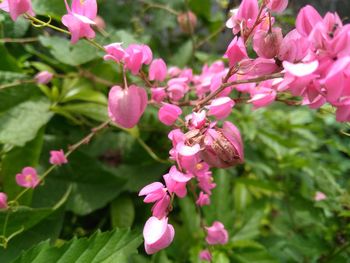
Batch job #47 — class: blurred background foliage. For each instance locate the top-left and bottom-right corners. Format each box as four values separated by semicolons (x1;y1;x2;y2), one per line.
0;0;349;262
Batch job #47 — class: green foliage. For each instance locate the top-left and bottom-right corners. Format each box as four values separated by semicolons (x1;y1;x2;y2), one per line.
12;229;142;263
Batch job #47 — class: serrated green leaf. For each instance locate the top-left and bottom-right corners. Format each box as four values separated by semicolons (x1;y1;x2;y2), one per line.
110;195;135;228
12;229;142;263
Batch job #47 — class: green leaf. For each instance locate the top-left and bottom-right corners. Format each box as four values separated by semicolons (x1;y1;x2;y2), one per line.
0;97;53;147
59;103;108;122
0;45;20;71
32;0;66;18
169;40;193;67
0;15;29;38
189;0;211;19
12;229;142;263
45;151;127;215
110;194;135;228
39;36;99;66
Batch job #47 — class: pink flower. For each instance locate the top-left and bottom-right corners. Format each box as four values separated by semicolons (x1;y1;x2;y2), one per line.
49;150;68;165
277;29;309;63
196;192;210;206
226;0;259;34
176;142;201;172
296;5;322;37
163;166;192;198
108;85;148;128
205;221;229;245
34;71;53;84
139;182;170;219
253;28;283;59
248;86;277;109
158;104;182;126
314;191;327;201
197;172;216;195
199;250;212;261
103;43;126;62
0;0;35;21
185;110;206;129
143;216;175;255
151;87;167;103
334;98;350;122
16;167;40;189
207;97;235;120
283;60;319;77
224;37;248;67
62;0;97;44
0;192;8;209
124;44;153;75
267;0;288;13
149;59;167;81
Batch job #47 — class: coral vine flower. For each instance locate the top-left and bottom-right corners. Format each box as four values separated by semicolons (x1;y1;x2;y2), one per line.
62;0;97;44
143;216;175;255
35;71;53;85
103;43;125;62
199;250;212;261
0;0;35;21
158;103;182;126
205;221;229;245
49;150;68;165
151;87;167;103
0;192;8;209
224;37;248;67
108;85;148;129
267;0;289;13
196;191;210;206
124;44;153;75
163;166;192;198
314;191;327;201
16;167;40;189
207;97;235;120
149;59;167;81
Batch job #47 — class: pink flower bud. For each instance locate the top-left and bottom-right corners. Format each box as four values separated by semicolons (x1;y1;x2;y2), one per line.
207;97;235;120
0;192;8;209
177;11;197;34
16;167;40;189
149;59;167;81
224;37;248;67
199;250;212;261
185;110;206;129
253;28;283;59
108;85;148;128
158;103;182;126
248;86;277;109
93;15;106;30
151;87;167;103
163;166;192;198
49;150;68;165
205;221;229;245
267;0;288;13
0;0;35;21
143;216;175;254
139;182;169;218
124;44;153;75
35;71;54;85
176;142;201;172
314;191;327;201
296;5;322;37
196;191;210;206
201;122;244;168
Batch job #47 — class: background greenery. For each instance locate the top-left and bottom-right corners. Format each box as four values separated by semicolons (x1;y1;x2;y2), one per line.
0;0;349;262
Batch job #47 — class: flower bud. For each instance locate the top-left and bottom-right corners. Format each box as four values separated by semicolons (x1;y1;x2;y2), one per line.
205;221;229;245
35;71;53;84
201;121;244;168
177;11;197;34
0;192;8;209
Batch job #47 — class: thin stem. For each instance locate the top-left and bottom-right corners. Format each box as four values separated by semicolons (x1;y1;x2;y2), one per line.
195;24;226;49
196;72;284;108
136;137;171;164
140;0;179;16
0;79;35;90
184;0;196;60
26;15;70;35
0;37;38;43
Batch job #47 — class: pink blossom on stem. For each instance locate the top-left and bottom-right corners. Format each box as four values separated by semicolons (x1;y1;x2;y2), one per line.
158;104;182;126
199;250;212;261
185;110;207;129
143;216;175;254
253;28;283;59
205;221;229;245
35;71;53;85
16;167;40;189
226;0;259;34
103;43;125;62
296;5;322;37
151;87;167;103
207;97;235;120
108;85;148;129
124;44;153;75
0;0;35;21
163;166;192;198
267;0;289;13
62;0;97;44
314;191;327;201
49;150;68;165
149;58;167;81
176;142;201;172
248;86;277;109
196;191;210;206
224;37;248;67
0;192;8;209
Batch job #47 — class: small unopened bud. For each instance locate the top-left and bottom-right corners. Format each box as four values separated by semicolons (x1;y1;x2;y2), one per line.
93;16;106;30
177;11;197;34
200;121;244;168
